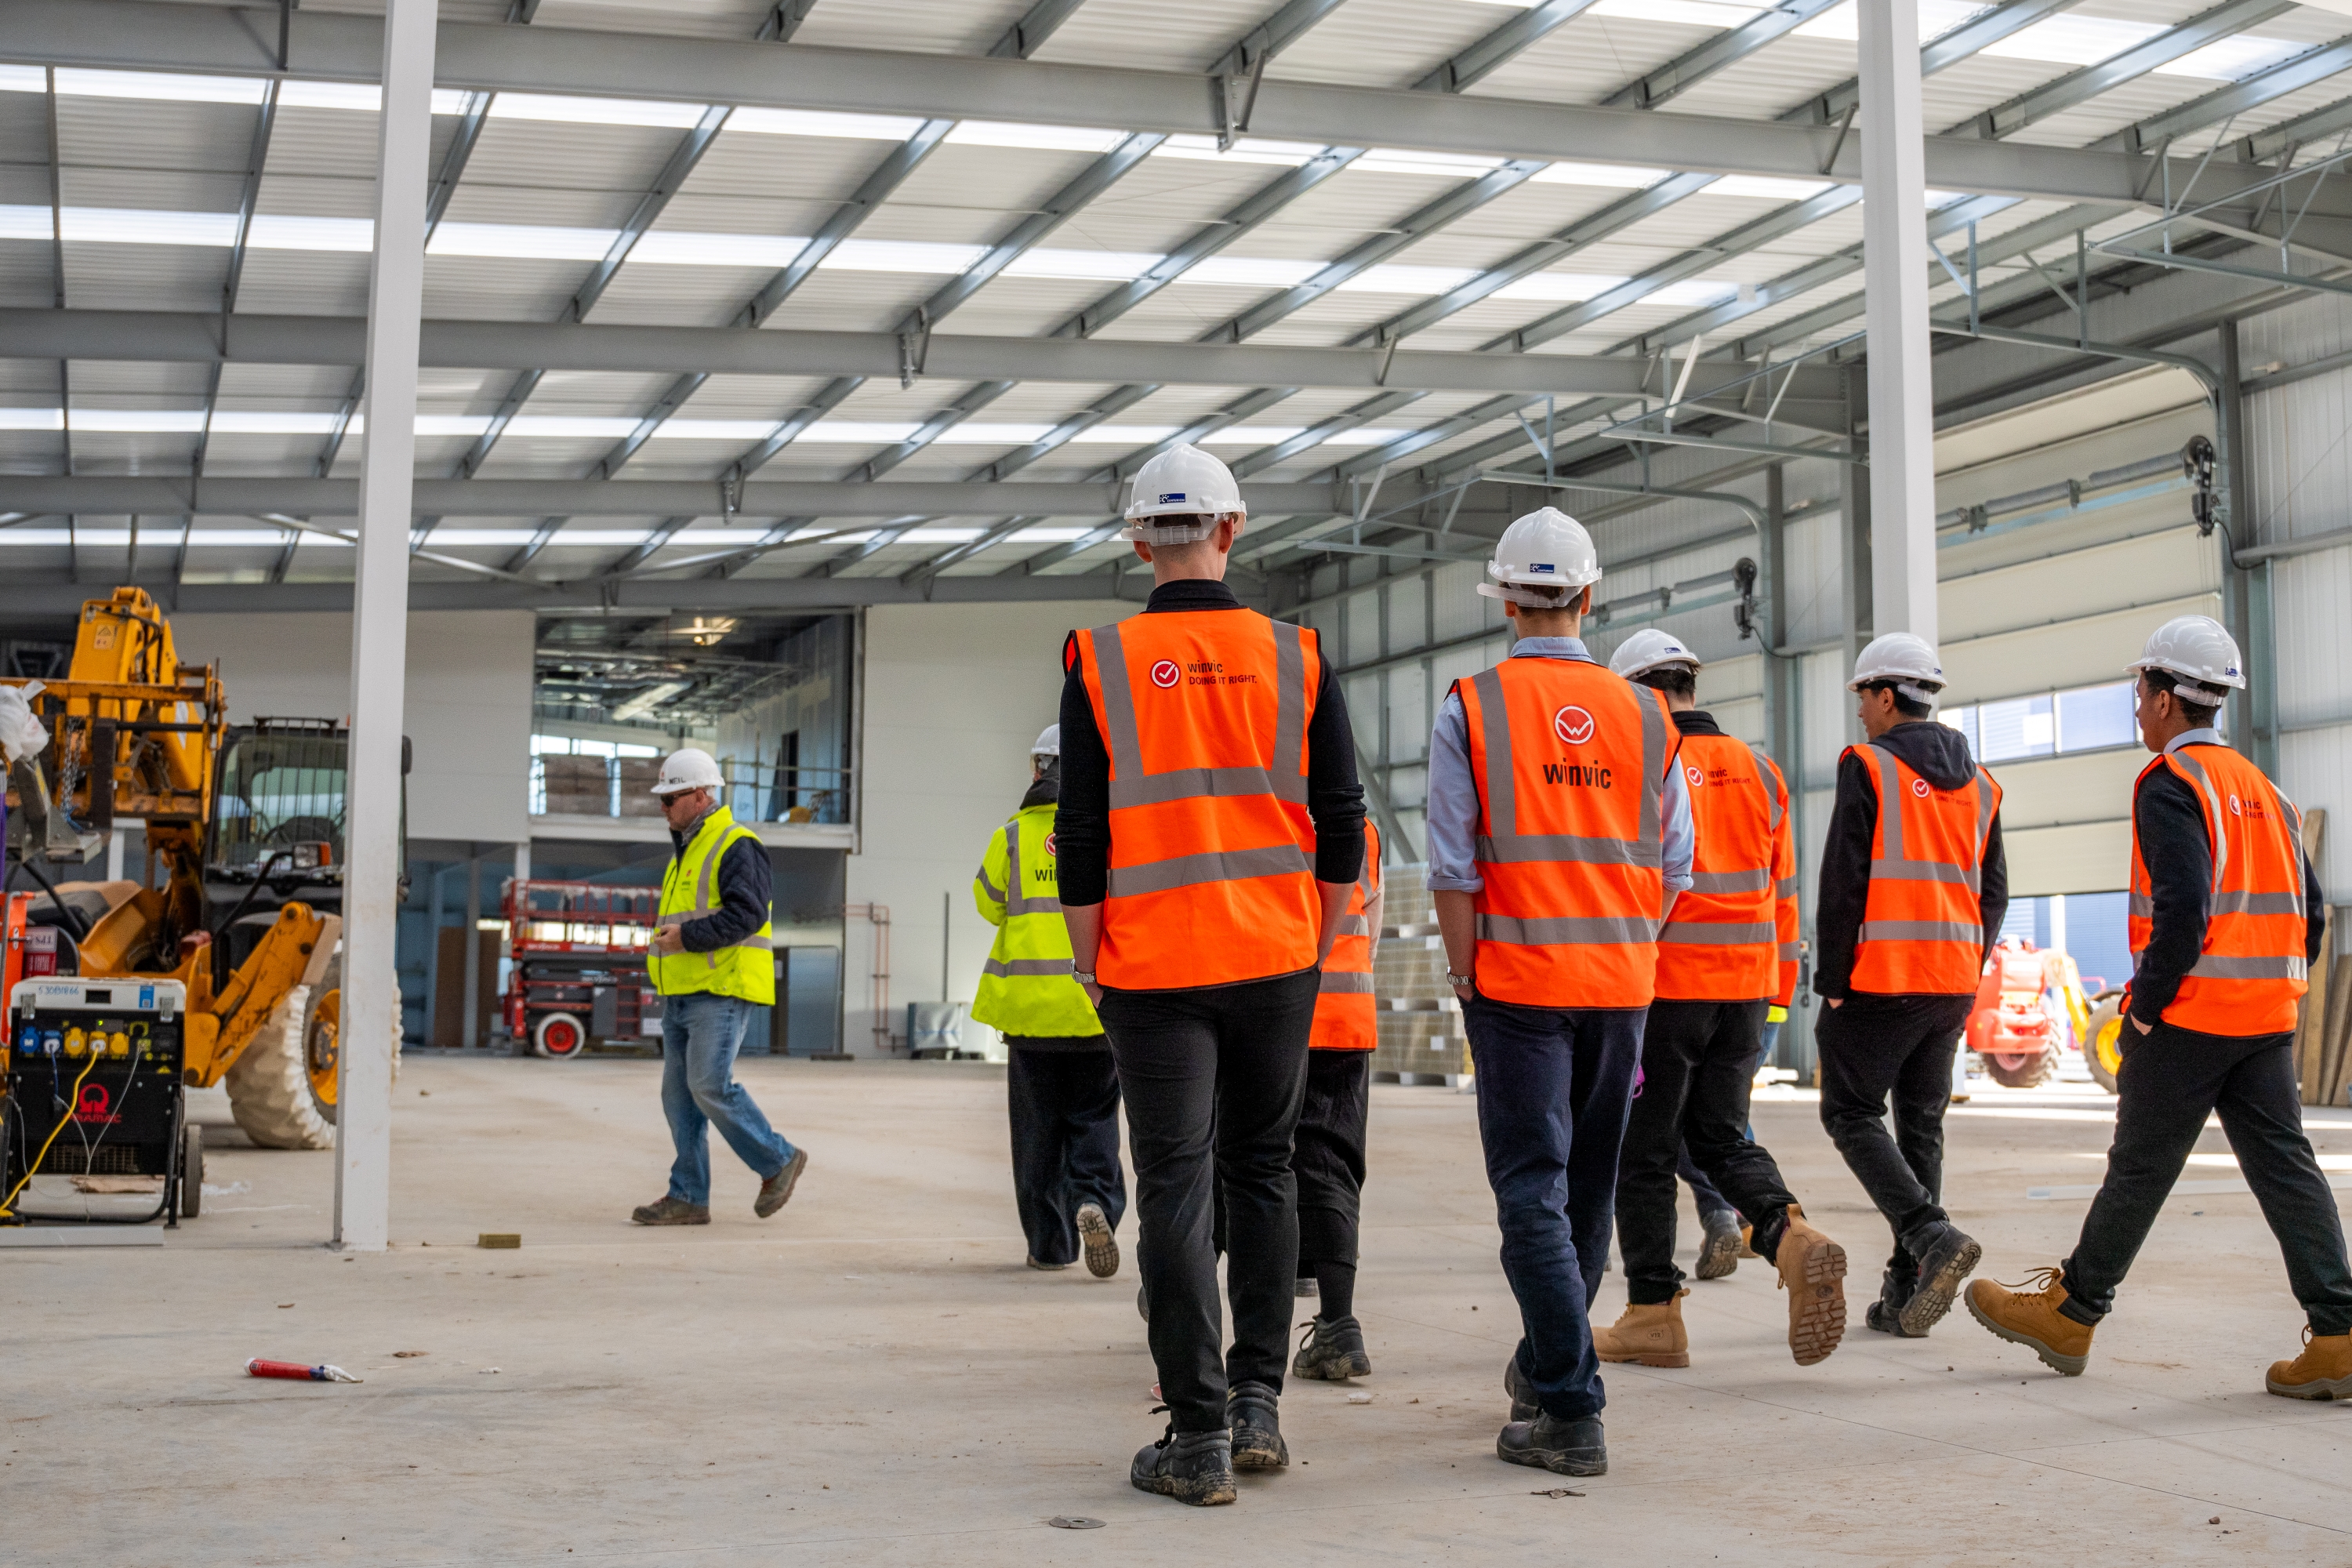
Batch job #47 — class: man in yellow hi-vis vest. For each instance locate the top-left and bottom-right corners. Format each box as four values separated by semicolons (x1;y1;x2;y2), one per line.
633;748;808;1227
974;725;1126;1277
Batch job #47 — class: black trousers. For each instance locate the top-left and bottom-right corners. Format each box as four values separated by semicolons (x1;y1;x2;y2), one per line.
1006;1041;1127;1267
1098;970;1317;1434
2062;1022;2352;1335
1296;1048;1371;1268
1817;992;1973;1280
1619;998;1799;1304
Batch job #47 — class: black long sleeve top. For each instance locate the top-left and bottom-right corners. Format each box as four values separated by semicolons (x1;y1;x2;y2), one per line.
670;814;772;953
1054;577;1367;909
2127;748;2327;1027
1814;720;2009;1000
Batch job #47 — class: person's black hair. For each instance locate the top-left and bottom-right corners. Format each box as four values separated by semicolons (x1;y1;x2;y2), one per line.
1632;666;1697;700
1860;679;1933;721
2140;666;2222;728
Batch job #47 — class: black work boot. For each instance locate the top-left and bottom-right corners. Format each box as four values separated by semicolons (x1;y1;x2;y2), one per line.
1293;1315;1372;1381
1131;1425;1236;1506
1865;1269;1924;1337
1899;1221;1984;1337
1228;1380;1290;1469
1694;1208;1744;1280
1496;1412;1607;1476
1504;1354;1538;1421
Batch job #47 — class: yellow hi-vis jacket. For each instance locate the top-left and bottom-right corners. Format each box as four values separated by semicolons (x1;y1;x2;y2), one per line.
971;802;1101;1037
652;804;775;1004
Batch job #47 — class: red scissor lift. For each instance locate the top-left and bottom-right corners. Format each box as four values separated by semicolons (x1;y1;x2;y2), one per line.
501;880;663;1059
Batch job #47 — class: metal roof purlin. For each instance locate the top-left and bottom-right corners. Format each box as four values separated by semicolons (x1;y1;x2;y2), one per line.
1945;0;2296;143
1603;0;1848;111
1416;0;1602;94
1782;0;2081;127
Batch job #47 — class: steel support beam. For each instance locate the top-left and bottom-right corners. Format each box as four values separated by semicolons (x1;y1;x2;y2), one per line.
1859;0;1936;641
8;1;2347;214
0;572;1146;614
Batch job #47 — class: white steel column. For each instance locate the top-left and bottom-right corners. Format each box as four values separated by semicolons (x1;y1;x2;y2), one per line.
1857;0;1938;643
334;0;438;1252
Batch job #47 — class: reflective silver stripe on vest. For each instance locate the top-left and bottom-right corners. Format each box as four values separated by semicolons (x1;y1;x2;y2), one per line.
677;822;775;962
2129;889;2152;918
1754;744;1785;832
984;956;1075;978
1869;860;1973;885
1776;877;1799;898
1778;942;1800;960
1476;912;1662;946
2167;748;2230;895
976;862;1005;903
1858;920;1983;944
2211;889;2307;916
1106;842;1312;898
1003;819;1063;916
1865;744;1984;894
1470;665;1665;867
1094;619;1309;810
1658;920;1776;945
2186;953;2307;980
1318;970;1376;993
1687;868;1770;895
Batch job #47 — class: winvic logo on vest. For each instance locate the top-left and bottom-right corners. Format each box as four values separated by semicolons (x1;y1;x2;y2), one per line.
1552;705;1596;746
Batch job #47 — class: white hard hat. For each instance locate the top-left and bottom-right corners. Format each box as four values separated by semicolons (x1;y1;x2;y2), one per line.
1121;443;1245;544
1609;628;1700;682
2125;613;2244;703
1477;506;1601;607
1848;632;1944;705
1030;724;1061;758
652;747;724;796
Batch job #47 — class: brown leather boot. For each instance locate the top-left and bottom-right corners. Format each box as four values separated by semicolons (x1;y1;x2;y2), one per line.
1772;1205;1846;1366
1592;1291;1690;1367
2266;1330;2352;1400
1965;1267;2093;1375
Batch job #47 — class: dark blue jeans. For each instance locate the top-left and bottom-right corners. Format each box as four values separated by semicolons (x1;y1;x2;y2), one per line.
660;991;795;1206
1462;993;1645;1423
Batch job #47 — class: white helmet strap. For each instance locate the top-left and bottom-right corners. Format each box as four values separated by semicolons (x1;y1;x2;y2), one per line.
1120;517;1219;545
2159;673;2227;705
1477;581;1586;609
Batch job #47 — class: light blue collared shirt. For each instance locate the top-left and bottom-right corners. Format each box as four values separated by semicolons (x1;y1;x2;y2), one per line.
2165;726;2223;755
1425;635;1693;903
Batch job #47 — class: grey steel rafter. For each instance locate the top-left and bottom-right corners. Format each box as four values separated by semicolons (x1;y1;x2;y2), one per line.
988;0;1088;58
2114;34;2352;156
191;77;278;485
1414;0;1602;94
1781;0;2081;126
1603;0;1848;111
1947;0;2296;141
745;121;956;325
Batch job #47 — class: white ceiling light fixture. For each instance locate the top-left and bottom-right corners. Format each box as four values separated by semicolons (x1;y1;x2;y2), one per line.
946;121;1131;153
488;92;713;129
728;106;931;140
611;681;691;722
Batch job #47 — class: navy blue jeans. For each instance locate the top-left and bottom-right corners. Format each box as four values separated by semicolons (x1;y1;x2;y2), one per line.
1462;993;1645;1423
660;991;796;1207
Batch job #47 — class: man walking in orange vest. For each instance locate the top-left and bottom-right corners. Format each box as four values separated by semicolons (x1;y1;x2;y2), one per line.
1057;444;1367;1506
1428;509;1693;1479
1291;819;1382;1383
1815;633;2005;1338
1595;630;1846;1370
1969;617;2348;1395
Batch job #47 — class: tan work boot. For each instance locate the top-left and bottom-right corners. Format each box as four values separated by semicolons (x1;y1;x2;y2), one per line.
1965;1267;2093;1375
1771;1205;1847;1366
2266;1330;2352;1400
1592;1290;1690;1367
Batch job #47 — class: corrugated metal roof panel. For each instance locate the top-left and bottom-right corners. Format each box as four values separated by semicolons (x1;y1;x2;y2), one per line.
792;0;1032;55
1037;0;1290;71
1261;0;1497;91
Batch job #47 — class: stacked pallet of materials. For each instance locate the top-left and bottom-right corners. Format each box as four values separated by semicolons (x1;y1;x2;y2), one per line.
1372;867;1469;1086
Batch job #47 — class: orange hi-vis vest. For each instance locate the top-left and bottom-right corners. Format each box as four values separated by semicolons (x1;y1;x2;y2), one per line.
1457;658;1677;1009
1846;741;2002;996
1657;732;1798;1006
1070;609;1324;990
1312;819;1381;1051
2127;742;2310;1036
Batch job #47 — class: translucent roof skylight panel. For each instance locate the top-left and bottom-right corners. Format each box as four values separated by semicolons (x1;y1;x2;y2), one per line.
1075;288;1285;346
867;147;1127;249
230;249;373;318
506;368;693;417
256;170;383;224
670;133;882;209
465;432;628;478
419;256;600;323
54;93;256;180
529;0;778;40
789;0;1031;55
1254;0;1507;91
570;263;785;329
56;430;202;474
1468;9;1736;106
263;103;395;183
1033;0;1289;69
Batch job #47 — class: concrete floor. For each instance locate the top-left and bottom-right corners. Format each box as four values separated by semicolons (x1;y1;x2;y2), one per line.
7;1057;2352;1566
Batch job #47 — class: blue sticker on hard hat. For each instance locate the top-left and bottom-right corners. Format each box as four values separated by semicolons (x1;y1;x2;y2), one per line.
2227;664;2239;677
1530;562;1555;573
1159;492;1186;504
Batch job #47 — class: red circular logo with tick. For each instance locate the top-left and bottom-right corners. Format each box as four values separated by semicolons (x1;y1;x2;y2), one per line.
1043;833;1058;857
1911;778;1930;797
1686;765;1704;788
1553;706;1595;746
2230;794;2242;815
1150;659;1180;688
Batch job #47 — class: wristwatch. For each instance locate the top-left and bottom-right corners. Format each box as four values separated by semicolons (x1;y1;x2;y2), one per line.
1072;970;1098;986
1445;970;1474;989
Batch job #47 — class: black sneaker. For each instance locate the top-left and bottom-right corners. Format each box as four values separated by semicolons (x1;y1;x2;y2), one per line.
1131;1425;1236;1506
1899;1223;1983;1337
1504;1354;1538;1421
1694;1209;1743;1280
1228;1380;1289;1469
1076;1202;1120;1279
1293;1315;1372;1381
1496;1412;1607;1477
